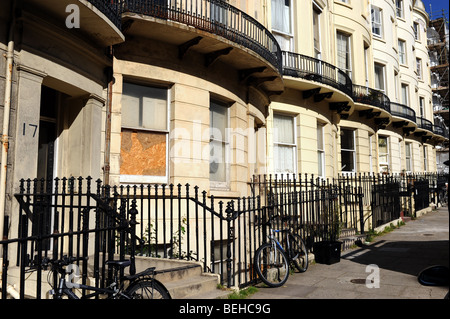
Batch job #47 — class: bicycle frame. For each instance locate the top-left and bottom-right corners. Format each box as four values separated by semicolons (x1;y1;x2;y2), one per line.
267;228;292;259
51;272;128;299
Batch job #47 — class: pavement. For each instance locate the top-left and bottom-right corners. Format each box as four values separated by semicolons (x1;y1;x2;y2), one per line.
249;206;449;299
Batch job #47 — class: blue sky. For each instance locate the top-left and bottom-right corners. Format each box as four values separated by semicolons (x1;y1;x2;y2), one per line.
422;0;449;17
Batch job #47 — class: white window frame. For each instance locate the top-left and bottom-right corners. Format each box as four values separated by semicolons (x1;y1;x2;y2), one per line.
340;128;356;173
374;62;386;92
419;96;425;117
398;40;407;65
396;0;404;18
271;0;294;51
416;58;422;80
413;22;420;41
273;113;297;175
405;142;413;172
120;82;171;184
371;6;383;38
317;123;325;178
378;136;390;173
337;31;352;78
209;99;230;189
313;3;322;59
423;145;428;171
401;83;409;105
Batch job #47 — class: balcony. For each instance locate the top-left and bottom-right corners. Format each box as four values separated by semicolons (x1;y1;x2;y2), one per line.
282;51;353;98
121;0;283;93
352;85;391;126
25;0;125;46
433;125;449;140
416;117;434;133
88;0;122;29
390;102;417;133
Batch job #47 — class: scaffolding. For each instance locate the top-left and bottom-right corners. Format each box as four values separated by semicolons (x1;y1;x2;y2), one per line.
428;9;449;115
428;8;449;173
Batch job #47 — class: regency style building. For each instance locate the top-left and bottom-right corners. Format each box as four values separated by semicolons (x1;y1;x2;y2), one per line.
267;0;445;178
1;0;448;240
1;0;448;299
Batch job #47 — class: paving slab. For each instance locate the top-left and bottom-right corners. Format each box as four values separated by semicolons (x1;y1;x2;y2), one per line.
249;207;449;299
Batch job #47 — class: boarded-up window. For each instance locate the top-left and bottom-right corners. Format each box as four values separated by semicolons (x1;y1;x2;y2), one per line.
120;129;166;176
120;82;169;183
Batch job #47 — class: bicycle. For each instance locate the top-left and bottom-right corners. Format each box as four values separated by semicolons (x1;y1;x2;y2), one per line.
42;255;171;299
254;214;309;287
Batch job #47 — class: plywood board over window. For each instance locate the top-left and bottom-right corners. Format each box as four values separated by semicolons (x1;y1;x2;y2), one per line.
120;129;167;176
120;82;169;184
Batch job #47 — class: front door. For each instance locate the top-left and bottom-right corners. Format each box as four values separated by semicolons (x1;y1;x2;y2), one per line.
33;86;59;249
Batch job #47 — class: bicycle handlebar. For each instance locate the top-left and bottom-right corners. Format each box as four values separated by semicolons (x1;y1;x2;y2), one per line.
257;214;296;226
42;255;89;269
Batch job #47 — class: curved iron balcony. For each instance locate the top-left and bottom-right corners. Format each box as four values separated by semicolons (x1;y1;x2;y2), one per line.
352;85;390;113
122;0;282;74
282;51;353;97
89;0;122;28
433;125;449;139
416;117;434;132
390;102;416;123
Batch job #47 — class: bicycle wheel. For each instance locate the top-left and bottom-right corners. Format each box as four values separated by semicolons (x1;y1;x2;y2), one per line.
125;279;171;299
290;234;309;272
254;242;289;287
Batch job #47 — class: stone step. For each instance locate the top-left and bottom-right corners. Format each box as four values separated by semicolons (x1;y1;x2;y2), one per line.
133;256;224;299
338;229;367;251
163;274;221;299
340;228;357;237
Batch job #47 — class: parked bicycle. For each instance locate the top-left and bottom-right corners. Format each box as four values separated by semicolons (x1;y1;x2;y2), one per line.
254;214;309;287
42;255;171;299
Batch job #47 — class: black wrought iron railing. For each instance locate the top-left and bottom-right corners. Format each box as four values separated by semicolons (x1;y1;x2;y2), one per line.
352;85;391;113
88;0;122;29
416;117;434;132
282;51;353;97
390;102;416;123
433;125;449;138
1;172;446;298
122;0;282;74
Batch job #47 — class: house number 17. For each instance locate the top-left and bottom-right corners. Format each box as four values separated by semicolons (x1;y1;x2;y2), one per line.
23;123;38;137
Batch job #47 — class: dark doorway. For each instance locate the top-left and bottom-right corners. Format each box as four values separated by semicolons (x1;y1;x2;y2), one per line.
33;86;59;249
37;86;58;185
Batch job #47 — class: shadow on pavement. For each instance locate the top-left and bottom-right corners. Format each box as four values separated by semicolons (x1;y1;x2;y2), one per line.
343;239;449;277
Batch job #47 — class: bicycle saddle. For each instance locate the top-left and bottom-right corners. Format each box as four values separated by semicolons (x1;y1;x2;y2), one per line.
106;260;131;268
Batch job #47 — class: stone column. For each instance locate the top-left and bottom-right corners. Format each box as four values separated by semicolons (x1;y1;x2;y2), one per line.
79;93;104;181
12;65;46;183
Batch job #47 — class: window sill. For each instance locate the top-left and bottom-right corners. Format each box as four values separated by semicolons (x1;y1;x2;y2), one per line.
120;174;168;184
373;36;386;43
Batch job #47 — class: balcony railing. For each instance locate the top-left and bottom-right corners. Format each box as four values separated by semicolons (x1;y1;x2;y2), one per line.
88;0;122;29
416;117;434;132
282;51;353;97
352;85;391;113
390;102;416;123
434;125;449;138
122;0;282;74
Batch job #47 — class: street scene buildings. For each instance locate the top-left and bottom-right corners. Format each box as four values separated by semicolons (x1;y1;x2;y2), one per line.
0;0;448;299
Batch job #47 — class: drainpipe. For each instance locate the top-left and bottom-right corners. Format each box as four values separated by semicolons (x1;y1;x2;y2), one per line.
103;47;113;186
0;0;16;242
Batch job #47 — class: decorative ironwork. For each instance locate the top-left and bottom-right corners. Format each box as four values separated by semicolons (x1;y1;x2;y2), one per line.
352;84;391;113
88;0;122;29
416;117;434;132
390;102;416;123
282;51;353;97
122;0;283;74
